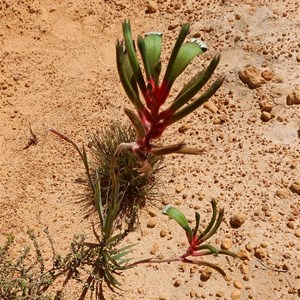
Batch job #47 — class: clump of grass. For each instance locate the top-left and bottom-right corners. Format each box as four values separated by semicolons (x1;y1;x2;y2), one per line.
88;122;163;215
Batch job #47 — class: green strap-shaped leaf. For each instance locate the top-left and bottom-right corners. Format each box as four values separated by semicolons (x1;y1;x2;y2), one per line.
169;41;206;85
122;20;147;96
163;23;190;87
144;32;163;84
164;75;225;126
116;41;144;112
163;205;193;243
170;54;221;112
194;212;200;235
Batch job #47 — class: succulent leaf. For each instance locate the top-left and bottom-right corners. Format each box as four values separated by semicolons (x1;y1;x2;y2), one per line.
170;54;221;112
169;41;207;85
163;205;193;242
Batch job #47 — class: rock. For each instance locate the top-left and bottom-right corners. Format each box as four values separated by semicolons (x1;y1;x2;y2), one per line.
230;212;247;228
261;69;273;81
276;188;290;199
294;229;300;238
259;99;273;112
239;66;266;89
231;290;241;300
175;184;185;193
200;268;212;281
204;100;218;113
146;1;157;13
160;229;167;238
261;111;275;122
297;53;300;62
178;123;190;133
271;74;284;83
173;278;182;287
233;280;243;289
290;181;300;195
254;247;267;259
237;249;251;260
221;239;233;250
147;218;157;228
150;242;159;254
286;90;300;105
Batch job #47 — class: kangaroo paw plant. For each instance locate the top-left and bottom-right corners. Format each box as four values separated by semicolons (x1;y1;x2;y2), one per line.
130;199;236;276
116;20;224;160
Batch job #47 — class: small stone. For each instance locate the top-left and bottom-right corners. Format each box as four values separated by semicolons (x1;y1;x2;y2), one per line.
230;212;247;228
276;188;290;199
221;239;233;250
254;247;267;259
290;181;300;195
147;208;157;217
259;99;273;112
173;278;182;287
146;1;157;13
231;290;241;300
239;65;266;89
147;218;157;228
261;111;275;122
200;268;212;281
240;263;249;274
237;249;251;260
150;243;159;254
287;221;294;229
86;7;94;14
175;184;185;193
286;90;300;105
294;229;300;238
204;100;218;113
271;73;284;83
233;280;243;289
178;123;190;133
261;69;273;81
216;290;224;297
160;229;167;238
296;53;300;62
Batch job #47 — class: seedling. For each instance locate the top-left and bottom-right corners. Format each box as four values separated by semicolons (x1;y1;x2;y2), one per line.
130;199;236;275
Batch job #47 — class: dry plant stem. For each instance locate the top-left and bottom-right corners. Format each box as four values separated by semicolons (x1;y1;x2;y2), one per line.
49;128;95;193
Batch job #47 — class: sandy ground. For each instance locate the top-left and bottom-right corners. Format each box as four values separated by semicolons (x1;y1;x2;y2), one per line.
1;0;300;299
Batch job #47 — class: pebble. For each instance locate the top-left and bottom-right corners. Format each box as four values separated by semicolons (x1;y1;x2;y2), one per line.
237;249;251;260
204;100;218;113
286;90;300;105
173;278;182;287
178;123;190;133
160;229;167;237
216;290;224;297
233;280;243;289
239;65;266;89
175;184;185;193
254;247;267;259
230;212;247;228
261;69;273;81
146;1;158;13
259;99;273;112
296;53;300;62
276;188;290;199
295;229;300;238
221;239;233;250
200;268;212;281
147;218;157;228
150;242;159;254
231;290;241;300
290;181;300;195
261;111;275;122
